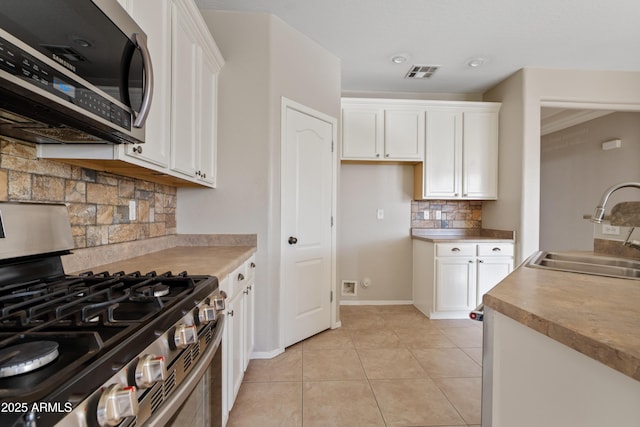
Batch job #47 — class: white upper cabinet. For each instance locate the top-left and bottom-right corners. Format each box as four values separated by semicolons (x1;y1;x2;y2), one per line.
417;103;500;200
342;98;500;200
170;1;199;179
341;105;383;160
197;50;220;186
170;0;223;185
384;108;424;160
462;110;499;199
341;100;423;161
423;109;462;198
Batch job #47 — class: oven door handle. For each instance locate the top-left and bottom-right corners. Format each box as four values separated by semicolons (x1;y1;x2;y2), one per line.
144;314;225;427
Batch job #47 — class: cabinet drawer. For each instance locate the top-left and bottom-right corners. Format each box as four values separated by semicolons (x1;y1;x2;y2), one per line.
435;243;475;257
228;263;248;298
477;243;513;257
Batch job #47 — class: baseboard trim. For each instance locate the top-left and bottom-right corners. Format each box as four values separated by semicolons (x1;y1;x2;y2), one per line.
250;348;284;360
339;300;413;306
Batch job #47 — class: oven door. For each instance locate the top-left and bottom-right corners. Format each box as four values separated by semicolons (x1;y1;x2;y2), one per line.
145;315;225;427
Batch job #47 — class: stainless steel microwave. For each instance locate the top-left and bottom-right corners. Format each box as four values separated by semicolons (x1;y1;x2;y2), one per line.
0;0;153;144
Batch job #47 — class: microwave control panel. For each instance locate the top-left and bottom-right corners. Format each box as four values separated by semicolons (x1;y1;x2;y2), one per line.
0;35;131;131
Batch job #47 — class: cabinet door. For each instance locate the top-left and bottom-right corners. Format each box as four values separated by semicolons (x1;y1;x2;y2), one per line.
243;281;255;371
436;257;476;312
341;106;383;159
476;257;513;305
226;290;245;410
123;0;171;168
424;110;462;198
197;50;219;186
462;111;499;199
383;109;424;160
170;2;199;178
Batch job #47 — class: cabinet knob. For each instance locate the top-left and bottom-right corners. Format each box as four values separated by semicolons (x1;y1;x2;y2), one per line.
385;154;389;158
243;289;249;295
288;236;298;245
132;146;143;154
469;260;474;263
228;310;234;317
375;153;380;158
250;262;256;268
237;273;245;281
479;260;484;263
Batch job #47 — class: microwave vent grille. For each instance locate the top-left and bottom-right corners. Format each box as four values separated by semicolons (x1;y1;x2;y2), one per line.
21;126;103;143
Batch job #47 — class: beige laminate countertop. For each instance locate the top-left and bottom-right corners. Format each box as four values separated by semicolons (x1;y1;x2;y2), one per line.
411;228;515;243
71;246;256;279
484;255;640;382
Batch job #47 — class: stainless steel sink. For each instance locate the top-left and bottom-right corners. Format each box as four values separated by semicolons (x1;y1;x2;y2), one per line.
526;251;640;280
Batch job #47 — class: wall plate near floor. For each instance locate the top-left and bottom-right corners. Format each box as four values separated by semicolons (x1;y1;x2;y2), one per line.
341;280;357;296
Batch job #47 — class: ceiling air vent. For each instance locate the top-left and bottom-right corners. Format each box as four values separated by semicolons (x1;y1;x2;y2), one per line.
405;65;439;79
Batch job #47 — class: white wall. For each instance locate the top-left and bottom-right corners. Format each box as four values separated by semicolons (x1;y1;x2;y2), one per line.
177;11;340;354
338;164;413;302
484;69;640;263
540;112;640;251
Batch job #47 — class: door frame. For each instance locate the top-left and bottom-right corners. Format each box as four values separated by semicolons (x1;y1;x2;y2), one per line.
279;97;339;351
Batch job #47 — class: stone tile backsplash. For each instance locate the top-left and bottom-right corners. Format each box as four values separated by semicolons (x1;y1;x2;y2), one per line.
0;139;177;249
411;200;482;229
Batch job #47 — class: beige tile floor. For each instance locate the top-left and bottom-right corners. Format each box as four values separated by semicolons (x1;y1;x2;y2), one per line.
227;305;483;427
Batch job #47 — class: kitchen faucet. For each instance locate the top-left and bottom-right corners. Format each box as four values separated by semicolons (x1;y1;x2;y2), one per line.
591;182;640;223
591;182;640;251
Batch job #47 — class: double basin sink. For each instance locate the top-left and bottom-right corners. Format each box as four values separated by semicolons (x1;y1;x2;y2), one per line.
526;251;640;280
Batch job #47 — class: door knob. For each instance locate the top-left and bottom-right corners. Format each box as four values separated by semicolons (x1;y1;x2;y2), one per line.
288;236;298;245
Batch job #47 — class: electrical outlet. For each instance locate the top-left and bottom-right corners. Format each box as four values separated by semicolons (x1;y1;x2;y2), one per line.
423;210;429;220
435;210;442;220
377;209;384;220
129;200;137;221
602;224;620;235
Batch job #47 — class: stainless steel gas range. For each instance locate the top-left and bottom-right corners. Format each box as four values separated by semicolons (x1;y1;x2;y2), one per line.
0;202;226;427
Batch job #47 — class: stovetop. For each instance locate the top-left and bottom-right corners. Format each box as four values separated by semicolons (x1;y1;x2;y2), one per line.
0;257;218;405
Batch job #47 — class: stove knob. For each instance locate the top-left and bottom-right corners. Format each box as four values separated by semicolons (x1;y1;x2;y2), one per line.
135;354;167;389
212;295;226;311
96;384;139;427
199;305;217;323
173;324;198;349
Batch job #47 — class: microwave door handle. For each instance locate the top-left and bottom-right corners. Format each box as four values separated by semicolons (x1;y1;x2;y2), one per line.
132;33;154;128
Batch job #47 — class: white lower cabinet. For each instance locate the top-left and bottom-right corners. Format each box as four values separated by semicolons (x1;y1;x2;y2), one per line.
413;240;513;319
222;254;256;426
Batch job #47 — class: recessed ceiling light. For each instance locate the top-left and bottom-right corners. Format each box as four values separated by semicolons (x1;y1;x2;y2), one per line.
391;54;408;64
467;57;486;68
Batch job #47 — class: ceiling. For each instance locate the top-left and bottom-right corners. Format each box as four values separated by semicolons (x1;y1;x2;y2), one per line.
195;0;640;96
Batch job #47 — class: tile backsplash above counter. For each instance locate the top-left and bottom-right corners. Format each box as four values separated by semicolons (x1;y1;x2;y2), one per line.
1;138;177;249
411;199;483;229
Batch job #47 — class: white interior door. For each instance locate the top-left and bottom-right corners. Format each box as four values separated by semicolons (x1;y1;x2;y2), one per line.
282;102;335;348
